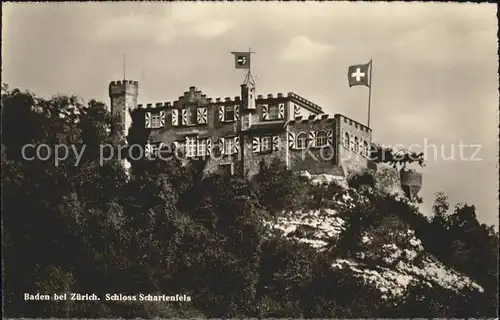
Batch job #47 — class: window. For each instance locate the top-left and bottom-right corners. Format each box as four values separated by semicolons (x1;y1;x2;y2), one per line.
150;142;162;156
261;136;271;152
197;139;207;157
225;105;235;122
363;141;369;157
224;137;234;155
268;105;279;120
186;136;196;157
350;136;355;152
181;108;196;126
343;132;350;149
354;137;359;153
151;113;161;128
187;108;195;125
316;131;327;147
296;132;307;149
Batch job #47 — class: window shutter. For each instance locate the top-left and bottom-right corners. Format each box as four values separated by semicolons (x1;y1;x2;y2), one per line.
159;111;165;127
219;137;225;155
308;131;316;148
288;132;296;149
326;129;333;145
262;105;268;120
272;136;280;151
234;105;240;120
145;143;152;157
145;112;151;128
218;106;225;122
197;107;207;124
294;104;300;118
173;141;185;156
233;137;240;153
172;109;178;126
184;137;189;156
181;109;188;125
364;141;369;157
206;138;212;156
252;137;260;153
278;104;285;119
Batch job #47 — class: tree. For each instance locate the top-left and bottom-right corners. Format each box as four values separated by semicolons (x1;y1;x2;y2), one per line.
2;84;497;318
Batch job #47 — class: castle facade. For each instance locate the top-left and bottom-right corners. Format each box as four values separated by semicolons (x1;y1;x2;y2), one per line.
109;80;374;178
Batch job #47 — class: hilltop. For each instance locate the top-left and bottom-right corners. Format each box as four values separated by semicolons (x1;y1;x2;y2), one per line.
2;86;498;318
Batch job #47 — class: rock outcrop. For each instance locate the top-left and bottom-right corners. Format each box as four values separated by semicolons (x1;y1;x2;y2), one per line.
263;174;483;300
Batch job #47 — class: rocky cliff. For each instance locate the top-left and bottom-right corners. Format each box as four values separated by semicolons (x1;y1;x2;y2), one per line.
263;172;483;301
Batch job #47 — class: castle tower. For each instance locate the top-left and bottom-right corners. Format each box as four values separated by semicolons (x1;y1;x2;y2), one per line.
240;83;256;131
109;80;139;140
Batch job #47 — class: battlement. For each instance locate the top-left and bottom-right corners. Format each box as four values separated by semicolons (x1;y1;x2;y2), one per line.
286;114;335;126
109;80;139;96
137;101;174;110
209;96;240;104
288;92;323;113
109;80;139;87
180;86;205;103
335;113;371;133
254;93;287;101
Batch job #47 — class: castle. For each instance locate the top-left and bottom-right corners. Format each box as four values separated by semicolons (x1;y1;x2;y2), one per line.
109;80;375;179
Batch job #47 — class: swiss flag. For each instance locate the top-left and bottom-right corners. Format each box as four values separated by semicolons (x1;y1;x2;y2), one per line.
348;62;371;87
231;52;251;69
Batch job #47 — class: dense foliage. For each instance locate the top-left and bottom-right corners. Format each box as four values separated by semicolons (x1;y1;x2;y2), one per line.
2;85;498;318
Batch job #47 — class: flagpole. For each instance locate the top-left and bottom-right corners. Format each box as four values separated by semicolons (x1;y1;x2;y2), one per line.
248;46;251;75
367;59;373;129
123;54;126;81
243;47;253;85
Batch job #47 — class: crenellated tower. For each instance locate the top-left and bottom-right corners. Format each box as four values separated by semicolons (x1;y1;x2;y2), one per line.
109;80;139;140
240;83;256;131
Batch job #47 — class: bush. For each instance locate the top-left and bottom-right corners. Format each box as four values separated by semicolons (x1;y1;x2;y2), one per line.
252;158;310;214
2;85;497;318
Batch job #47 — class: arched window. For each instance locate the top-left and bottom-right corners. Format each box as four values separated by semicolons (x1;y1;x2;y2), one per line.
350;135;355;152
359;139;364;155
363;141;369;157
343;132;350;149
316;131;327;147
296;132;307;149
354;136;359;153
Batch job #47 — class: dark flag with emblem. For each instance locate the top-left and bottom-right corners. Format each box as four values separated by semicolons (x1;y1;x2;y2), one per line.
231;51;251;69
348;62;371;87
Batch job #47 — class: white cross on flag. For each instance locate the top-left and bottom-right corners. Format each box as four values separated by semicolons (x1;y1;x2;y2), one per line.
231;51;251;69
348;62;371;87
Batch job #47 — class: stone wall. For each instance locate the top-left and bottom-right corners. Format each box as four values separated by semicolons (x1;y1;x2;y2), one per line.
243;127;287;178
122;83;376;180
109;80;139;138
335;114;372;176
287;115;339;175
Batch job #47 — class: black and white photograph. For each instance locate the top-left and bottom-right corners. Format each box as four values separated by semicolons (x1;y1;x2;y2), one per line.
1;2;498;318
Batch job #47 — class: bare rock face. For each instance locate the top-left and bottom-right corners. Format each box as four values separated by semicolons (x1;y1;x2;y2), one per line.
298;171;349;189
262;180;483;301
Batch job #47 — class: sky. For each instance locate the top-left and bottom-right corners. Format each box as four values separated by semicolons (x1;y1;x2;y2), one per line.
2;2;498;227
